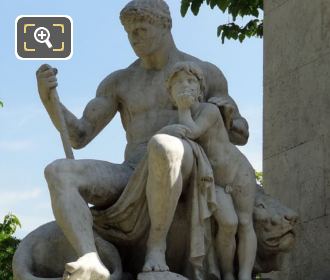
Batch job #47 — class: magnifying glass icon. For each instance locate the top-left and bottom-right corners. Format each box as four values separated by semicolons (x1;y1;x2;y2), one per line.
34;27;53;49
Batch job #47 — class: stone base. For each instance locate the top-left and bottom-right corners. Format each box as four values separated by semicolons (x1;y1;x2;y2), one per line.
137;271;189;280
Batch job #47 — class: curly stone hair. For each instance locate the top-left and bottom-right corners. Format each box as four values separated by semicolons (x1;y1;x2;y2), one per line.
120;0;172;29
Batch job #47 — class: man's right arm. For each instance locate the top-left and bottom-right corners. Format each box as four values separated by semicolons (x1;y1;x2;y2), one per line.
36;64;119;149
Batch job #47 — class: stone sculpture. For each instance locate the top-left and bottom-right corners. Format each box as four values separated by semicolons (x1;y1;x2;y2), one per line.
165;61;257;280
12;187;298;280
253;188;298;274
13;0;298;279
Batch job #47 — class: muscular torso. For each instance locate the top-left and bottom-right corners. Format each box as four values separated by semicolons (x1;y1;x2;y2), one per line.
114;61;178;165
118;64;176;141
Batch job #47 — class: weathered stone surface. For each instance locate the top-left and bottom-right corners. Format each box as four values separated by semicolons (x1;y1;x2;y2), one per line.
265;0;290;15
137;271;189;280
264;0;330;84
12;189;298;280
273;216;330;279
264;54;330;159
264;0;330;279
12;1;299;280
264;136;326;222
325;169;330;216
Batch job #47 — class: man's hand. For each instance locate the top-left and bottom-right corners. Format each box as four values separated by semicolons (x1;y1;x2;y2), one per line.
36;64;58;102
208;96;235;130
208;96;233;108
231;118;249;140
157;124;192;138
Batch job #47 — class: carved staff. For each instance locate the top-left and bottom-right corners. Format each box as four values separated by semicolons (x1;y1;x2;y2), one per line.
50;86;75;159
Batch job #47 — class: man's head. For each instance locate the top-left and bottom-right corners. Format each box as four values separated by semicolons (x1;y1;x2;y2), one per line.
166;61;206;108
120;0;172;57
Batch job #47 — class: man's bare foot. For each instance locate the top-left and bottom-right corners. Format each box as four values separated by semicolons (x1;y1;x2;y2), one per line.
63;252;110;280
142;248;169;272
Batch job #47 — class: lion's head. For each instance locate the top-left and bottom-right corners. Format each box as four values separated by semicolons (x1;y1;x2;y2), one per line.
253;186;298;273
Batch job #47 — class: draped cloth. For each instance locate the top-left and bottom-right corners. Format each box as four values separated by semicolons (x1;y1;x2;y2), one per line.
91;139;220;279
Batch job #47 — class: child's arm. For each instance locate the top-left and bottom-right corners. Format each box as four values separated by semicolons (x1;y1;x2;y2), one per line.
178;103;219;140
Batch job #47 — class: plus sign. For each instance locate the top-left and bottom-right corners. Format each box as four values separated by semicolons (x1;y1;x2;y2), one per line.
37;30;47;40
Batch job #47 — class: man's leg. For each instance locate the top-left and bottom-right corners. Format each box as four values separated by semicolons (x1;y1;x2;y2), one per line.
44;159;132;280
143;134;193;272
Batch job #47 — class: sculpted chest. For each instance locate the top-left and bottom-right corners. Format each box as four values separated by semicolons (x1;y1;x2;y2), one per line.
118;69;173;115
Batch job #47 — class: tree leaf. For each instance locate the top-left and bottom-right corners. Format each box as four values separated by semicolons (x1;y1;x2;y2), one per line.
255;171;263;186
217;0;230;12
228;5;239;21
0;214;21;280
239;33;245;42
251;8;259;17
182;0;264;43
181;0;191;17
191;0;204;15
209;0;218;9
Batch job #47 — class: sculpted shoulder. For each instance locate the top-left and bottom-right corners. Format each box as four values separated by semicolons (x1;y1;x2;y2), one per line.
198;61;228;99
96;59;140;99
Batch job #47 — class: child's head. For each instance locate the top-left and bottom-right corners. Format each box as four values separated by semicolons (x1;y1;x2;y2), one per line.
166;61;206;108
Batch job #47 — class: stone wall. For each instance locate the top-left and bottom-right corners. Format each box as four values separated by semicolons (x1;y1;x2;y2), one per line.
263;0;330;279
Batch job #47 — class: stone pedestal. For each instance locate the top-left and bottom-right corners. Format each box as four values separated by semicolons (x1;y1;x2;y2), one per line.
263;0;330;279
137;271;189;280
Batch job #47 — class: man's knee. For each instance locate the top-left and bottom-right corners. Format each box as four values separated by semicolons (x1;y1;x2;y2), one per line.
44;159;75;190
147;134;184;165
45;159;63;181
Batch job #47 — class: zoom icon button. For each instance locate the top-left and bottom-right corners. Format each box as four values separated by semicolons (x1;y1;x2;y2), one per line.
16;16;73;60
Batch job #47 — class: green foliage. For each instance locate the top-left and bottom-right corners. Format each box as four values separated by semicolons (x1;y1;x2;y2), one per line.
0;214;21;280
180;0;263;43
255;171;263;187
0;100;3;108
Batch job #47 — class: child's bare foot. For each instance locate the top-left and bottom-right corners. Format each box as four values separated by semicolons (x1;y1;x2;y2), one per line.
142;247;169;272
63;252;110;280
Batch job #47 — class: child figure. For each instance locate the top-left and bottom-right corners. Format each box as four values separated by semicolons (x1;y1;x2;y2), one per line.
166;61;257;280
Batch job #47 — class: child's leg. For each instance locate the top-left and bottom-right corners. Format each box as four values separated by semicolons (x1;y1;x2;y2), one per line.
231;168;257;280
214;187;238;280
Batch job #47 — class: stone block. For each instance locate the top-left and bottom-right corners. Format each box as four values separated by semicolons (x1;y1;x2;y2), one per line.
265;0;290;15
264;0;330;84
278;215;330;280
137;272;188;280
324;169;330;216
264;136;326;222
299;176;325;222
264;0;330;279
263;215;330;280
264;54;330;159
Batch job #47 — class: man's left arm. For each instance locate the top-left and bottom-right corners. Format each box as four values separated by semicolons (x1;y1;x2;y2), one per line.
202;62;249;146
